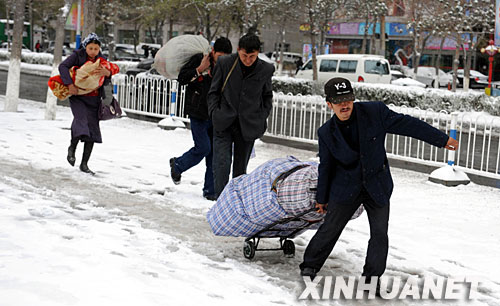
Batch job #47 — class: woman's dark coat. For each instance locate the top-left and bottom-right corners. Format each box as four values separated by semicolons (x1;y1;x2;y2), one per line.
59;48;111;143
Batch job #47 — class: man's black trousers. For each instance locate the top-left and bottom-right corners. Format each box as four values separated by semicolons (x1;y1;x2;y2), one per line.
300;189;390;277
213;121;254;197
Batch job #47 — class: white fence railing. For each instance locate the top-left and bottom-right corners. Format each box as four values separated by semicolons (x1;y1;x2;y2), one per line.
115;75;500;181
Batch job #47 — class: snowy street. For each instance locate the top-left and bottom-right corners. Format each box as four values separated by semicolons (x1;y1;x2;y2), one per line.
1;97;499;306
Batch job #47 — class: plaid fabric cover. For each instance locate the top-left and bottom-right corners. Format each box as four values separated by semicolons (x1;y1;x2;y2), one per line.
206;156;364;237
277;167;364;222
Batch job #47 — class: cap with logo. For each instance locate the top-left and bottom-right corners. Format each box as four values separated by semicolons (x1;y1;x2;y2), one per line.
324;77;355;104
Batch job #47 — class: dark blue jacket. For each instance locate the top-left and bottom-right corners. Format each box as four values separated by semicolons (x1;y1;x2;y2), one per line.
316;101;449;207
178;53;212;120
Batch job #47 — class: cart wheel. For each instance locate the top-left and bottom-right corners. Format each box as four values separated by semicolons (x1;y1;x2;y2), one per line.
243;241;255;259
283;240;295;257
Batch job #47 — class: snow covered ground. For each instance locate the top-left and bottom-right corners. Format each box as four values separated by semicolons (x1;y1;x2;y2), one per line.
0;97;499;306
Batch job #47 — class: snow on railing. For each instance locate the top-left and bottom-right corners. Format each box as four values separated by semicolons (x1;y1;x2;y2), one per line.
114;75;500;179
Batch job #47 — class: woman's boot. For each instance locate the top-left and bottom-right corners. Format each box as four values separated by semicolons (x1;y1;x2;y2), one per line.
79;141;95;175
67;139;78;166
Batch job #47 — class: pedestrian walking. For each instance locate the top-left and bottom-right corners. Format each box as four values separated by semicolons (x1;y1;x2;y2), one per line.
295;57;303;74
299;77;459;291
142;45;150;58
59;33;116;175
170;37;232;200
35;40;41;53
207;33;275;197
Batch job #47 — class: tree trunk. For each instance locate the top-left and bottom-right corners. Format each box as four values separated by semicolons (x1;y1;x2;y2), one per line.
311;33;318;81
82;0;97;38
451;37;461;92
4;0;26;112
380;15;386;57
463;40;474;92
434;36;446;89
45;1;70;120
412;31;424;77
133;23;140;54
6;1;11;50
371;17;378;54
319;20;326;55
361;15;369;53
451;43;460;92
29;0;33;50
205;12;211;41
168;17;174;41
278;26;286;76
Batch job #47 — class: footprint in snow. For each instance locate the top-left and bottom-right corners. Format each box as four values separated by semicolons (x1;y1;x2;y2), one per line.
28;207;56;218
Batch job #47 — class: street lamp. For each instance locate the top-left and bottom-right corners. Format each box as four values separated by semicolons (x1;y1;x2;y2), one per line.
480;39;499;92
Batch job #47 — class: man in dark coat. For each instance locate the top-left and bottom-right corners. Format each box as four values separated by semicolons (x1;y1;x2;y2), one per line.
169;37;232;200
299;77;459;285
207;33;275;197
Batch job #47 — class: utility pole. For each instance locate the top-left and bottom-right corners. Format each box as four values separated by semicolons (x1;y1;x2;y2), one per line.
76;0;81;49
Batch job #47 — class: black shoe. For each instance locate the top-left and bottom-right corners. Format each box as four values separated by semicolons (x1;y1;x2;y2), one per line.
79;163;95;175
204;194;217;201
67;146;76;166
67;139;78;166
300;267;317;281
169;158;181;185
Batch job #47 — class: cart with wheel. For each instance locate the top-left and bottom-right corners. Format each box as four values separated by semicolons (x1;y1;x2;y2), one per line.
242;207;320;259
206;157;364;260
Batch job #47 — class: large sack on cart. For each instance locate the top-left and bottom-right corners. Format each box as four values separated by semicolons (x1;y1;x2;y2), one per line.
206;156;363;237
153;34;211;79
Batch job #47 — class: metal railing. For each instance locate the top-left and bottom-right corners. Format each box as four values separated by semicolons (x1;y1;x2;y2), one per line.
114;75;500;180
115;74;188;121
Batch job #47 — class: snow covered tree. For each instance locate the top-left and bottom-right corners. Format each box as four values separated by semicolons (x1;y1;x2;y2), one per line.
4;0;26;112
142;1;168;44
267;0;301;75
45;0;71;120
345;0;388;55
301;0;343;80
32;0;66;47
220;0;278;36
440;0;495;91
174;0;223;41
108;0;150;52
405;0;438;79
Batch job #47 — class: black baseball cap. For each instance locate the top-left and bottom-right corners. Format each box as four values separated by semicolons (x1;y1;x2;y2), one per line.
324;77;355;104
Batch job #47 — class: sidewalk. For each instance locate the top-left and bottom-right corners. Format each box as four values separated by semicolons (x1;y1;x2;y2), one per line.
0;96;499;305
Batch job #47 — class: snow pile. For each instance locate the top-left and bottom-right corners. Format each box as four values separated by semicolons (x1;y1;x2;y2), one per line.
0;60;54;77
392;77;426;88
353;82;500;116
270;75;500;116
0;49;58;65
0;49;139;75
272;75;316;96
